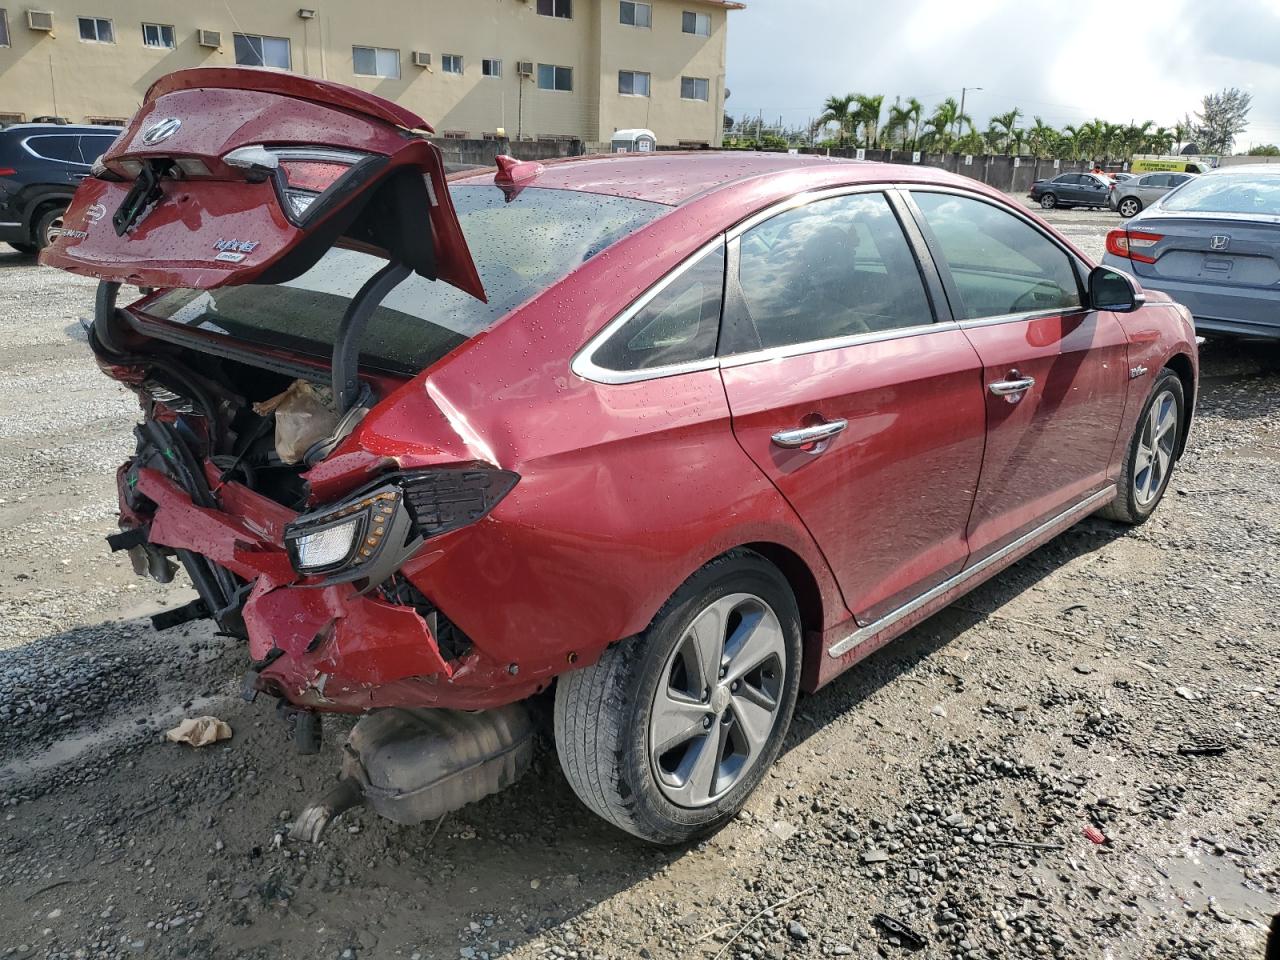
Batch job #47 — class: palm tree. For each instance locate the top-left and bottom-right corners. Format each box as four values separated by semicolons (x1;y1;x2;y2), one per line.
885;97;913;150
819;94;858;147
1150;126;1175;154
954;129;986;156
1060;124;1082;160
1027;117;1057;158
988;108;1022;154
1173;120;1192;153
905;97;924;151
1009;127;1027;156
926;98;970;153
854;93;885;149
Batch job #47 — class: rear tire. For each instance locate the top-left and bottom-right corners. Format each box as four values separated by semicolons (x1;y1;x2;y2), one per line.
8;242;37;255
554;550;802;845
1039;193;1057;209
1100;369;1184;525
1118;197;1142;218
34;205;68;251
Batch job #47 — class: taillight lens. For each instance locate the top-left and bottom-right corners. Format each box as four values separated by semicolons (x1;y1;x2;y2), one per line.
1105;229;1162;264
223;145;372;225
0;167;16;177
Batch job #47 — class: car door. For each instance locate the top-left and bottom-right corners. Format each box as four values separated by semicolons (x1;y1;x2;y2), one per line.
1140;174;1170;204
905;189;1129;560
1080;174;1109;206
718;188;988;623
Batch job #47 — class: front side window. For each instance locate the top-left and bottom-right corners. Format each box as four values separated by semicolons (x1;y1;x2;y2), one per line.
142;187;666;375
736;192;933;351
537;0;572;18
78;16;114;42
482;58;502;77
353;45;400;78
142;22;175;48
234;33;291;69
912;191;1082;320
537;63;573;92
680;76;709;101
80;134;118;164
620;1;651;27
592;244;724;372
441;54;463;75
682;11;710;34
618;70;650;97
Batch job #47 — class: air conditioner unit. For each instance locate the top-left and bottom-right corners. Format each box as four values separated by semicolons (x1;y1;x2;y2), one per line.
412;51;432;68
516;61;534;78
197;29;221;48
26;10;55;31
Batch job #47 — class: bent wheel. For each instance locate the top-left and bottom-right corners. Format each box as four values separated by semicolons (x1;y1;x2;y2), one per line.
554;550;801;844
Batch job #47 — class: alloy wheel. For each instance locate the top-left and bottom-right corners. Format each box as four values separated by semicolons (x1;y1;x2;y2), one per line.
1119;199;1139;218
648;592;786;808
43;214;64;247
1040;194;1056;209
1134;389;1178;507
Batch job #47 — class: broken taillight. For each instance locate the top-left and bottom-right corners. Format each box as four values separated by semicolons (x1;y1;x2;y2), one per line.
223;145;375;226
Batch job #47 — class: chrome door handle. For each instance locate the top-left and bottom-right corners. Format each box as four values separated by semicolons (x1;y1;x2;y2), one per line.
771;419;848;449
989;375;1036;396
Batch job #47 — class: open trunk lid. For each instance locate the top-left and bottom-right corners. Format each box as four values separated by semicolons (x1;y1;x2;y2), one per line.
40;67;484;300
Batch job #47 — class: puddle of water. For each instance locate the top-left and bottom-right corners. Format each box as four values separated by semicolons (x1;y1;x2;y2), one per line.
0;691;233;782
1149;845;1277;925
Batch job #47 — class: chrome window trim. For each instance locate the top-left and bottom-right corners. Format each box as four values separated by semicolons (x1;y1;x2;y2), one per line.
20;134;87;166
827;486;1114;658
718;319;959;369
570;234;727;385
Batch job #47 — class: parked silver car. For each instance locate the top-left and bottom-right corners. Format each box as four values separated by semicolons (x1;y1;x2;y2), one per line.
1109;171;1198;218
1102;165;1280;339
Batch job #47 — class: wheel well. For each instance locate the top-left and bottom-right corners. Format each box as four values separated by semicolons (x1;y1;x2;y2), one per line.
28;197;69;233
741;542;824;636
1164;354;1196;457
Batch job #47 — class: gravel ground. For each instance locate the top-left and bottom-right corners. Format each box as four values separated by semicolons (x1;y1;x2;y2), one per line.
1;203;1278;960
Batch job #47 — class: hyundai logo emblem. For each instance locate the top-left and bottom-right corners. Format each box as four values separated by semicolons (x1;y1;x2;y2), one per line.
1209;235;1230;251
140;117;182;145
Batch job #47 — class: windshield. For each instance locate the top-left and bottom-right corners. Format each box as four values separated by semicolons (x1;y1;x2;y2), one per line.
1160;172;1280;217
143;185;667;375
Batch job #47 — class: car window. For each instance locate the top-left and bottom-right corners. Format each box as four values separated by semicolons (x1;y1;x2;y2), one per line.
1055;174;1076;185
1146;174;1171;188
144;186;667;376
1161;171;1280;216
590;243;724;372
1169;174;1191;186
25;134;83;164
735;192;932;350
912;191;1082;321
80;134;118;165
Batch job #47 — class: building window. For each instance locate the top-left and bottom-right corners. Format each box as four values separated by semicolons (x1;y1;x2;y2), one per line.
234;33;291;69
142;23;175;48
87;117;126;126
442;54;463;75
537;0;572;18
618;70;650;97
0;113;26;125
482;58;502;78
78;16;114;43
0;9;10;48
441;130;468;139
537;63;573;92
619;1;651;27
681;11;710;35
353;45;400;78
681;76;710;101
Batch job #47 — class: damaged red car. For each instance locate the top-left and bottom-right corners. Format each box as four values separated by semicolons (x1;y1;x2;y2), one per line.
44;67;1198;845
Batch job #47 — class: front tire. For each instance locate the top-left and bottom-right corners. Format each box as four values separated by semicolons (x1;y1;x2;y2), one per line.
554;550;802;845
1118;197;1142;218
1100;369;1184;524
8;241;37;256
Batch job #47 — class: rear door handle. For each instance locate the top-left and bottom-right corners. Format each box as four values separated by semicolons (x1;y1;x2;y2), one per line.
771;418;848;449
989;375;1036;397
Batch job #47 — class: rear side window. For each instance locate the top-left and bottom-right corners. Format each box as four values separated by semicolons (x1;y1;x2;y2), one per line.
911;192;1081;320
24;135;83;163
1144;174;1170;188
590;243;724;372
735;192;933;350
143;186;666;375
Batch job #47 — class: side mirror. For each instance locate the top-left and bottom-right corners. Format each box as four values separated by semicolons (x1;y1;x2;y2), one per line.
1088;265;1145;313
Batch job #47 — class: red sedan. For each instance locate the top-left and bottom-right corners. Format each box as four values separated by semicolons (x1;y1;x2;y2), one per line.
45;69;1197;844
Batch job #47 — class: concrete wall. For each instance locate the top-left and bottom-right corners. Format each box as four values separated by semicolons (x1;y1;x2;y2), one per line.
802;148;1101;193
0;0;730;146
436;137;585;172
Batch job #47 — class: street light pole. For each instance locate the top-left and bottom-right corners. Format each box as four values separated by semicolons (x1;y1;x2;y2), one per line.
957;86;982;137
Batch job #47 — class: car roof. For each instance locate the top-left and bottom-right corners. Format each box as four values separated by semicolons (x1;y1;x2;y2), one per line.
451;151;974;206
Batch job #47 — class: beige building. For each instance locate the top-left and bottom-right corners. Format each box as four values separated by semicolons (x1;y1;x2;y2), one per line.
0;0;742;146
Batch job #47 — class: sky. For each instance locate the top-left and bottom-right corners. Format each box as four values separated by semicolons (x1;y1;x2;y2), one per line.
724;0;1280;151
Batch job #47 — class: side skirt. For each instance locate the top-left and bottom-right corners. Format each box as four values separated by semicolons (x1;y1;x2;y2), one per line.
801;486;1116;692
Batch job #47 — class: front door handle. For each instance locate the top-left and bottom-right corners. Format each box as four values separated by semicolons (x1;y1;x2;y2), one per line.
771;418;848;449
989;374;1036;397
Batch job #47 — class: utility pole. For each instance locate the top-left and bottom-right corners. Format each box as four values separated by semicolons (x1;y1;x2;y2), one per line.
957;86;982;136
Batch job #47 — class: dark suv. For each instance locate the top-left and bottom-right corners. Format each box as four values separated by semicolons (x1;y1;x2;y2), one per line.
0;123;122;253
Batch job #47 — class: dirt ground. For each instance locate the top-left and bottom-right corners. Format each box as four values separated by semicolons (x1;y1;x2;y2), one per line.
1;205;1277;960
